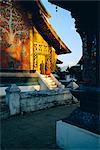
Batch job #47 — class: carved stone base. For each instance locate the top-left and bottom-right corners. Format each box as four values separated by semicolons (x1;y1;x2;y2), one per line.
62;108;100;135
70;86;100;114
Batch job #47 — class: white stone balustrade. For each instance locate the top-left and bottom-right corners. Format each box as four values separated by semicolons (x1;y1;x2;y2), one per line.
5;84;21;115
5;84;73;116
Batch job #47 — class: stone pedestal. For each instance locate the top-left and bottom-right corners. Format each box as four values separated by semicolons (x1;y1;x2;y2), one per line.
5;84;21;115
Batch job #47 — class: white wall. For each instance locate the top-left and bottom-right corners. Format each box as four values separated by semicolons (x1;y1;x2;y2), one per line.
6;87;73;115
20;89;72;113
56;120;100;150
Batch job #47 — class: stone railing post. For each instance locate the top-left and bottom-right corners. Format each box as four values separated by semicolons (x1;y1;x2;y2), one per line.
5;84;21;116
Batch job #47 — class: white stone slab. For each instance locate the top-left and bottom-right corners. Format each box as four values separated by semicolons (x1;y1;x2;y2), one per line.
0;85;40;96
56;120;100;150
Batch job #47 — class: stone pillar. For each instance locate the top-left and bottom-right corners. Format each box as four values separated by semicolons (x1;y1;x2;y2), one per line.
70;30;99;134
82;32;97;86
28;13;34;70
5;84;21;116
68;15;99;135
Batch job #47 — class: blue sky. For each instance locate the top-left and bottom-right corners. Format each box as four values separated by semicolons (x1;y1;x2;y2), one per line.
41;0;82;67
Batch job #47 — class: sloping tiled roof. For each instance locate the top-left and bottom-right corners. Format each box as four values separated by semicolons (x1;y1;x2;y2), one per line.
34;0;71;54
17;0;71;55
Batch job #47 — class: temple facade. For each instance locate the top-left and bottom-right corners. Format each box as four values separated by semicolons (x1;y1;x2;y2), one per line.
0;0;70;74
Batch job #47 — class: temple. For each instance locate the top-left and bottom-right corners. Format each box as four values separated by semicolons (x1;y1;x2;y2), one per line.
0;0;70;75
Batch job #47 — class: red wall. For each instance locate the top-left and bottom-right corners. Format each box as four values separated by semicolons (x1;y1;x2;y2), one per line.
0;2;30;70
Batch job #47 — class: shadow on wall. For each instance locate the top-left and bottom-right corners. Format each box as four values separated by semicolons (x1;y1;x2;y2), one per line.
0;49;36;86
0;43;21;70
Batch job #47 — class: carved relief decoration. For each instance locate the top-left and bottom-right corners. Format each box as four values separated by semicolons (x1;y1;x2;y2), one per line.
0;2;30;69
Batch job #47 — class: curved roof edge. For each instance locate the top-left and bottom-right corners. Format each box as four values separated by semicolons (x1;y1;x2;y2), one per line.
34;1;71;54
36;0;51;18
15;0;71;55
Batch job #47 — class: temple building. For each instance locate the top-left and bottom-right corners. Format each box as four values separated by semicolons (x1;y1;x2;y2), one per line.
0;0;70;74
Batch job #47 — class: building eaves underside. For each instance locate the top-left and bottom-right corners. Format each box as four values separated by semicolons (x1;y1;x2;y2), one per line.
48;0;99;34
16;1;71;55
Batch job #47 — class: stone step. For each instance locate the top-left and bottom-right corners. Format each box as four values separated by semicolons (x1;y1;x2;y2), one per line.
42;77;52;81
47;82;56;86
40;74;57;89
49;85;57;88
41;75;52;78
43;77;53;80
46;77;52;79
45;80;57;87
50;87;58;90
41;75;48;78
45;80;55;83
45;79;54;82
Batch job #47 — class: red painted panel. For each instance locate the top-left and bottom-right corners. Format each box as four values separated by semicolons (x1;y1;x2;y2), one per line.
0;2;30;70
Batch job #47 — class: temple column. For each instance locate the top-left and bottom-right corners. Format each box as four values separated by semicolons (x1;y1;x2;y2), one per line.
64;29;99;137
28;13;34;70
64;12;99;135
96;31;100;87
82;32;97;86
29;28;34;70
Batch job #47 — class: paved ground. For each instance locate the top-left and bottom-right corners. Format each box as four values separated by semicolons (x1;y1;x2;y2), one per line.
0;104;78;150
